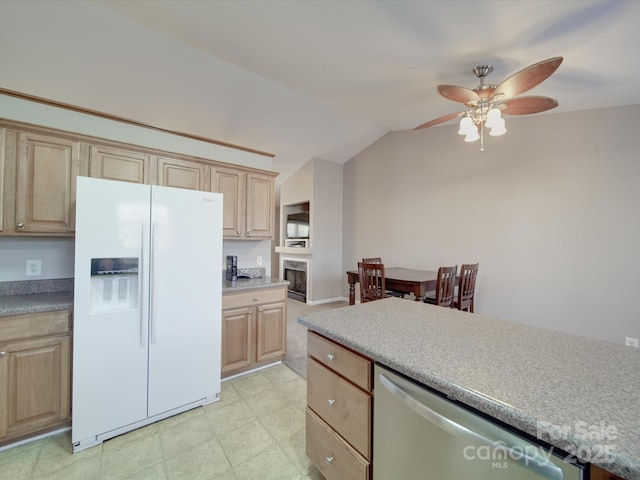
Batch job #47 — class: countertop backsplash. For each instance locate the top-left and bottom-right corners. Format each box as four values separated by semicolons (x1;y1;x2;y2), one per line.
0;278;74;296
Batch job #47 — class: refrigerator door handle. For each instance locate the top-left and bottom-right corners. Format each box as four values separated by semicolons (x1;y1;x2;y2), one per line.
378;373;564;480
150;222;157;345
139;223;147;348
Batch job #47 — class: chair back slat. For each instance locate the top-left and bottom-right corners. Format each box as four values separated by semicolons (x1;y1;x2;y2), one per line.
456;263;479;312
358;261;386;302
435;265;457;307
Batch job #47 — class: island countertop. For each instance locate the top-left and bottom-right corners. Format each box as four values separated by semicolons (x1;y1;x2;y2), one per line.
298;297;640;479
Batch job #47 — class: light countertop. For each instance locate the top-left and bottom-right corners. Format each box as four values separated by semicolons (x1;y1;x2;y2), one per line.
222;276;289;293
298;297;640;479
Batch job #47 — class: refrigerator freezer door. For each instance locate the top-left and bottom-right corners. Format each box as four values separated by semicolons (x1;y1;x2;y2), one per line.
147;186;223;416
73;177;151;444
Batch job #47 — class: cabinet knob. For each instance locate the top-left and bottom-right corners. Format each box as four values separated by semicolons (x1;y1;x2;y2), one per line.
327;399;335;407
0;352;6;357
16;223;24;228
326;354;335;361
253;297;259;302
236;230;241;234
325;456;334;464
247;230;252;235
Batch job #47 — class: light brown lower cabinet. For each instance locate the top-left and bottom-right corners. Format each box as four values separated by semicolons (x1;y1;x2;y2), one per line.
0;310;72;446
221;286;287;378
306;331;372;480
590;464;625;480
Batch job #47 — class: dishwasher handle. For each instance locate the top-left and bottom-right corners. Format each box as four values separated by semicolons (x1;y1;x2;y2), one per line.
378;373;564;480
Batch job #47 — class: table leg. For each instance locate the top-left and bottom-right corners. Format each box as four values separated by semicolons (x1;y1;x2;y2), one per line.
349;282;356;305
414;286;424;302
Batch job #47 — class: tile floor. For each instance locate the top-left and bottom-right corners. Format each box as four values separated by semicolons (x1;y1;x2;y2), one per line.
0;364;324;480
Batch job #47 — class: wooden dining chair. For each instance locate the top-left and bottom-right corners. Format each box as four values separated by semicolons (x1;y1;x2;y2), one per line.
358;261;390;303
361;257;405;298
424;265;457;308
454;263;479;312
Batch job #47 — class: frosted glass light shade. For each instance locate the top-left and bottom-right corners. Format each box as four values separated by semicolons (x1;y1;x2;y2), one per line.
489;118;507;136
464;128;480;142
485;107;502;128
458;116;474;135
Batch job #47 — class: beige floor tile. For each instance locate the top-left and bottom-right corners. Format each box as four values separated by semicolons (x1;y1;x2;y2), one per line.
0;440;42;480
158;413;216;460
215;382;241;407
205;399;257;436
260;405;305;443
244;387;291;419
101;426;163;479
164;437;231;480
218;419;275;467
260;363;301;386
32;454;102;480
229;372;274;398
31;431;102;479
123;462;167;480
279;429;319;477
232;445;303;480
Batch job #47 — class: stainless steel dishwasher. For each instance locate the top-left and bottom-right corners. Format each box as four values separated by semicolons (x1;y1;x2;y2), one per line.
374;364;586;479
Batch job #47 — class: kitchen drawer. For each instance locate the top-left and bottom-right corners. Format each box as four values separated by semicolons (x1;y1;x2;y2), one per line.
307;357;371;459
0;310;71;343
222;287;286;310
306;407;370;480
307;331;372;391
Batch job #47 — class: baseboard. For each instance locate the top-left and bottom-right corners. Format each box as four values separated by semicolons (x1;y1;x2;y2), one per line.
305;296;348;306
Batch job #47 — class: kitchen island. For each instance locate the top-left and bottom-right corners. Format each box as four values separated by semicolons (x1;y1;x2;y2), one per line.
298;297;640;480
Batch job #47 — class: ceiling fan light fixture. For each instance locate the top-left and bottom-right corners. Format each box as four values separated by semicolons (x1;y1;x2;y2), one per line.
464;128;480;142
458;116;475;135
489;118;507;136
484;107;502;128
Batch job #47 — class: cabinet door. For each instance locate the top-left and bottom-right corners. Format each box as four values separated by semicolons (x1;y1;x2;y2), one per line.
157;156;207;190
246;172;274;239
221;306;253;374
88;145;152;184
0;128;5;233
15;132;81;233
0;335;71;439
256;301;286;362
211;166;244;238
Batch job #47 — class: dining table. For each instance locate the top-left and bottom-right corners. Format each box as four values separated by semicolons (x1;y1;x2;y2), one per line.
346;267;441;305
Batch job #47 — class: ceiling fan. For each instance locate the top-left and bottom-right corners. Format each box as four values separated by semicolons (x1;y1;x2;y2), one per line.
415;56;563;150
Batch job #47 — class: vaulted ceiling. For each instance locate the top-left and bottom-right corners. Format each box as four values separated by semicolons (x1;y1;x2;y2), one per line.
2;1;639;182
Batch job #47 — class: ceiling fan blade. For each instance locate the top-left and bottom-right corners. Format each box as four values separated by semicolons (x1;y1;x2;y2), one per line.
501;96;559;115
493;57;563;100
438;85;480;105
414;111;462;130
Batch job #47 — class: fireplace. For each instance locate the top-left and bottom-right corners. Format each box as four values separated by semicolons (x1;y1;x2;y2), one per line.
282;259;308;302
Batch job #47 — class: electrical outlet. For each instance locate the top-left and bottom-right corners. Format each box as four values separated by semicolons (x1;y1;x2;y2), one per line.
26;260;42;277
256;256;263;266
625;337;639;348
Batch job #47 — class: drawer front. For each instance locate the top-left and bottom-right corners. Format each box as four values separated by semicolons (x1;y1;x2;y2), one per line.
0;310;71;343
307;357;371;459
222;287;286;310
306;407;370;480
308;331;372;391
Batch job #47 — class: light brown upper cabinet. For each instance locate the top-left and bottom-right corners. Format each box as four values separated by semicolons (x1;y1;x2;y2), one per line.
211;165;275;239
1;127;84;236
88;145;152;184
1;119;276;238
157;156;208;191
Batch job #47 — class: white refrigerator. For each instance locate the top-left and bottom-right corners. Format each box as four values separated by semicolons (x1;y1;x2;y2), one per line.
72;176;223;452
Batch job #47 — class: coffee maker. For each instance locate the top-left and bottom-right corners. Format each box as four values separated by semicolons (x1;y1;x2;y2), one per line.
225;255;237;281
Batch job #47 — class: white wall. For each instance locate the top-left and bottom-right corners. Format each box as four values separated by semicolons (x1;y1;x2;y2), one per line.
343;105;640;345
0;237;74;281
